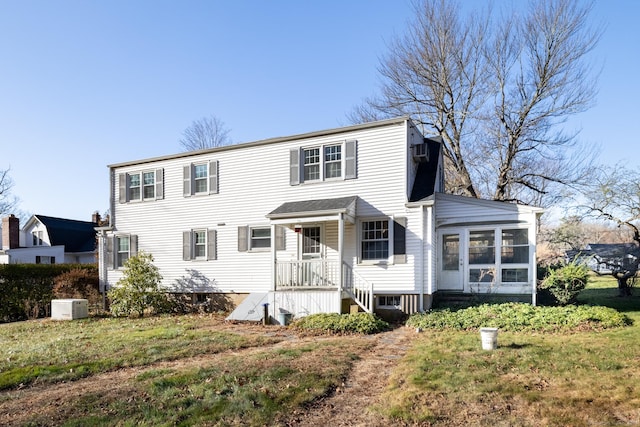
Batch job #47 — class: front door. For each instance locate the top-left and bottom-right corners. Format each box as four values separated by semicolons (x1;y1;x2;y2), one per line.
438;230;464;291
300;226;322;285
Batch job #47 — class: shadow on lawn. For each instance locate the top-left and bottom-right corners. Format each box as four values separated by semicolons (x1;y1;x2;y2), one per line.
578;287;640;313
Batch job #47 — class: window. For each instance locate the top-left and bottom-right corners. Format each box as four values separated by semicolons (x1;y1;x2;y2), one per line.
119;170;163;203
361;220;389;261
35;256;55;264
117;236;130;268
32;231;43;246
183;161;218;196
250;227;271;250
238;226;286;252
469;268;496;283
194;164;208;194
183;229;217;260
501;229;529;263
468;230;495;264
378;295;401;308
502;268;528;282
303;148;320;181
143;171;155;199
442;234;460;270
324;144;342;178
290;140;357;185
128;173;141;201
302;227;321;255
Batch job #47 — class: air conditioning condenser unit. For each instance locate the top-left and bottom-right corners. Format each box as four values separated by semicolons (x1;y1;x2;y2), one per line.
51;299;88;320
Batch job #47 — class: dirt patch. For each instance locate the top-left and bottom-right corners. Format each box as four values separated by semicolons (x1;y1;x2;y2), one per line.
0;321;415;426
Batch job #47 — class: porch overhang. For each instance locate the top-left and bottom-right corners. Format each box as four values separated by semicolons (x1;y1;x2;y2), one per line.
266;196;357;225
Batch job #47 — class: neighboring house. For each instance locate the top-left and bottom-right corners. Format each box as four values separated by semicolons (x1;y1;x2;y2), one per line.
580;243;640;273
0;214;99;264
99;117;543;320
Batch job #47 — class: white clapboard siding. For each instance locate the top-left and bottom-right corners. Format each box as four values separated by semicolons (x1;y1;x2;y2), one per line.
106;119;425;294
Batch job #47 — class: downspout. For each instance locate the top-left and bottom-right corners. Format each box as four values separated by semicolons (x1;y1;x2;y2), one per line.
338;213;344;313
419;206;424;312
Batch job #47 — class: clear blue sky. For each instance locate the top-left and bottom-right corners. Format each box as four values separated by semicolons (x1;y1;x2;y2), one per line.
1;0;638;222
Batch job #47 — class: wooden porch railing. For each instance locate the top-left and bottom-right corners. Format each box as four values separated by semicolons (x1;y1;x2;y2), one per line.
342;263;373;313
274;259;374;313
276;259;341;288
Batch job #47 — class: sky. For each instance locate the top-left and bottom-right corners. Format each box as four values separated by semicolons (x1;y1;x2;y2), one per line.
1;0;639;223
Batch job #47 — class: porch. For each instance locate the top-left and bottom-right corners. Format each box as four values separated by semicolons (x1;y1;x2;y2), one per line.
267;196;373;313
275;259;373;312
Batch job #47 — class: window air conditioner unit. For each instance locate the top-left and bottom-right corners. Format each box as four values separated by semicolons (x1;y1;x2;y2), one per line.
51;299;89;320
412;143;429;162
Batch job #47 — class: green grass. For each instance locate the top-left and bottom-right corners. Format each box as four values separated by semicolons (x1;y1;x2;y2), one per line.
378;274;640;425
0;314;280;390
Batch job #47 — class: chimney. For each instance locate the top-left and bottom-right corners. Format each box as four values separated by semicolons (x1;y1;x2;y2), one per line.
2;214;20;249
92;211;101;224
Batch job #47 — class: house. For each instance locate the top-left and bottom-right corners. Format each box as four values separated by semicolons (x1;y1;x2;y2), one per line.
99;117;543;321
0;213;99;264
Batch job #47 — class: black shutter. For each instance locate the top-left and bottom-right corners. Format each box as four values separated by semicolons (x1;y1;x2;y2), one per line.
393;218;407;264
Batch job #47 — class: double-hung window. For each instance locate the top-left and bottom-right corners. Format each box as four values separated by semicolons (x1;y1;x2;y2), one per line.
290;140;356;185
324;144;342;178
361;220;389;261
119;170;163;203
183;229;217;260
128;173;141;201
183;160;219;196
303;148;321;181
250;227;271;250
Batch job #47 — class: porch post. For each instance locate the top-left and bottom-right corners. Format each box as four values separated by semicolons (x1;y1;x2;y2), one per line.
338;213;344;313
271;223;277;292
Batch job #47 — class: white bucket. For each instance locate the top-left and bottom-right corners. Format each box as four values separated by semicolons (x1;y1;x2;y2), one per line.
480;327;498;350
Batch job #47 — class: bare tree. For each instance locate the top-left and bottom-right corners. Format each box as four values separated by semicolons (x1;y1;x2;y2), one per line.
580;167;640;296
350;0;601;206
0;168;18;217
179;115;232;151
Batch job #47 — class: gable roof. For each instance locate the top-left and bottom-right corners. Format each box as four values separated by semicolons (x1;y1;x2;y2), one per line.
267;196;358;220
33;215;98;253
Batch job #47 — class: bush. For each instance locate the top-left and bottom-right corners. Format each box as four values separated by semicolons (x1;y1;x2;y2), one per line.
540;260;589;305
53;268;101;306
108;251;168;317
291;312;390;334
406;302;631;332
0;264;97;322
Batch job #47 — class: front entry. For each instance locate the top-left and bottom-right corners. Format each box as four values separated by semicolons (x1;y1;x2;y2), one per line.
438;230;464;291
300;226;323;286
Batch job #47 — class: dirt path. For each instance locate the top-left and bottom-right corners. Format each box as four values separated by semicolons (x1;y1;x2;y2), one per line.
284;325;415;427
0;324;415;426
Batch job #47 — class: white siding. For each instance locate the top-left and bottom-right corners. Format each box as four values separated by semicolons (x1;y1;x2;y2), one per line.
106;120;429;296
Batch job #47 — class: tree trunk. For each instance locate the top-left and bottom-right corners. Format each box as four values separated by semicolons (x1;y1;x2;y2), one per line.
615;276;633;297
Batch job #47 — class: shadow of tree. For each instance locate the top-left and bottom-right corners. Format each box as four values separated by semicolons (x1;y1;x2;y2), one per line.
171;269;234;312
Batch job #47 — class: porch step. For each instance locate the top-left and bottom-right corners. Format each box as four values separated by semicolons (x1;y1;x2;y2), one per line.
226;292;272;322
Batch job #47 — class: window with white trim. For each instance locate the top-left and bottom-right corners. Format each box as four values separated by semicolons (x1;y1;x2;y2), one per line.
501;229;529;283
119;169;163;203
290;140;357;185
183;229;217;260
35;256;55;264
466;227;531;284
183;161;218;196
117;236;130;268
361;219;389;261
32;231;43;246
238;225;286;252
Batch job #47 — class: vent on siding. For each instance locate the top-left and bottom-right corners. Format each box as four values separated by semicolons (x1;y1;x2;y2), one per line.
412;143;429;162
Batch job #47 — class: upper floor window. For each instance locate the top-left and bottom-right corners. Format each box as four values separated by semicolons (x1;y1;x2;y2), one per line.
184;160;218;197
32;231;43;246
290;140;357;185
119;169;164;203
324;144;342;178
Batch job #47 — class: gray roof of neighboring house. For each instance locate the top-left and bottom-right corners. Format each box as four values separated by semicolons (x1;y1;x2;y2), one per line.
267;196;358;219
587;243;640;259
35;215;98;253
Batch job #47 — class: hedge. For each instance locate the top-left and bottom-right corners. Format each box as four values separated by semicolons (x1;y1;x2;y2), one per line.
0;264;98;322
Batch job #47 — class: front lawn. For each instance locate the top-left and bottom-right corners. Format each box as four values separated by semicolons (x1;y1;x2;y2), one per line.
377;274;640;425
